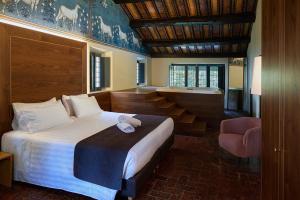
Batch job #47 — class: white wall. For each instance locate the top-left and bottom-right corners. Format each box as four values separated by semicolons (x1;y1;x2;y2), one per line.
247;0;261;117
151;57;229;107
87;42;151;92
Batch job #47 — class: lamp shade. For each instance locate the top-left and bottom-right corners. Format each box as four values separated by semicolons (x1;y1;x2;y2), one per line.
251;56;262;95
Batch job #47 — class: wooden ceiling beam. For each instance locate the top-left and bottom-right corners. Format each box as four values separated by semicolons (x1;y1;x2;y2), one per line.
151;52;247;58
143;36;250;47
130;13;255;28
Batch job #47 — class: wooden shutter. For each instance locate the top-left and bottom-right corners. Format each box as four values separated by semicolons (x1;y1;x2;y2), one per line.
218;66;225;90
138;63;145;84
101;57;110;88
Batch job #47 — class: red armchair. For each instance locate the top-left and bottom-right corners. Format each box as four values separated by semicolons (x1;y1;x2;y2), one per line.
219;117;261;158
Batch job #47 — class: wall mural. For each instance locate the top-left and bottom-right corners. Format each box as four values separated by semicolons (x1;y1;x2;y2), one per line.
0;0;147;54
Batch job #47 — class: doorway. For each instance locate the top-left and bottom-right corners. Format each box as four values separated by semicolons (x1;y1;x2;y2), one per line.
227;58;245;111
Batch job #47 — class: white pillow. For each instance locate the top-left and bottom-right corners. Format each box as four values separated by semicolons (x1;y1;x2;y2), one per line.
17;100;72;133
70;96;102;118
12;97;57;130
62;94;88;116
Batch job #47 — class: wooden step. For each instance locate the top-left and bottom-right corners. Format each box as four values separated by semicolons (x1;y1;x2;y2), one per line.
145;92;159;99
185;120;207;136
158;102;176;113
175;119;207;136
169;108;186;119
151;96;165;101
179;113;196;124
190;120;207;132
159;102;176;109
149;96;166;104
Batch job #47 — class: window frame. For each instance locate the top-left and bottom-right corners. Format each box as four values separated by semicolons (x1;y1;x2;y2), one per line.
90;52;111;92
169;64;225;89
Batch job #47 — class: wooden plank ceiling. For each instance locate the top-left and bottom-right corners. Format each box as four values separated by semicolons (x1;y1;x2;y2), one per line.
114;0;258;58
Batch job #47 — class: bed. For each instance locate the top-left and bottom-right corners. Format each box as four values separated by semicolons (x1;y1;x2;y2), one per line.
0;24;174;200
1;111;174;200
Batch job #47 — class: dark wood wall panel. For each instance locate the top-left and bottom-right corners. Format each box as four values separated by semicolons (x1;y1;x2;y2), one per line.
111;92;158;115
0;23;87;136
261;1;282;198
0;24;10;135
89;92;111;112
10;36;85;102
262;0;300;199
284;0;300;199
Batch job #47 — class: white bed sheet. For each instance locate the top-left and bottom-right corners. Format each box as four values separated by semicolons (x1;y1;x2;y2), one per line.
1;111;174;200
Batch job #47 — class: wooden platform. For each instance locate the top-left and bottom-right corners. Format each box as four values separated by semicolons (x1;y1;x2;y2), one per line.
111;88;224;136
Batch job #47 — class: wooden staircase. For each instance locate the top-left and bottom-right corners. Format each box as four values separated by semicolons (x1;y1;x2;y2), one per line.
111;90;207;136
147;93;207;136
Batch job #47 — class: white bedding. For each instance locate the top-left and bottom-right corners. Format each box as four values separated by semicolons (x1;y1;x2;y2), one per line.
1;111;174;200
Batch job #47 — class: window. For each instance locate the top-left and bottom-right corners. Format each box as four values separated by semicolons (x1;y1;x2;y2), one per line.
90;52;110;92
137;61;145;85
210;66;219;88
95;56;101;88
187;66;196;87
198;66;207;87
169;65;185;87
169;64;225;89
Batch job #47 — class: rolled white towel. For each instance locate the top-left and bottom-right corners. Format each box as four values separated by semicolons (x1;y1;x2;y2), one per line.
118;115;142;127
117;122;135;133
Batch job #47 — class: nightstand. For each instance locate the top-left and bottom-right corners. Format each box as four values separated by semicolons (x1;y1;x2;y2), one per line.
0;152;13;187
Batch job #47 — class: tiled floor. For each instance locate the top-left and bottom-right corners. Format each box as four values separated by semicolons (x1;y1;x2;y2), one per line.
0;132;261;200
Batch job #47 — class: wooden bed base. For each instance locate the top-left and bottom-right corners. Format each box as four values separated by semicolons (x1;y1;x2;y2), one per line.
119;133;174;199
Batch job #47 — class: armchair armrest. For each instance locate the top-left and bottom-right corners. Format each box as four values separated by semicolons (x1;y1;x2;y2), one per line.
243;127;261;157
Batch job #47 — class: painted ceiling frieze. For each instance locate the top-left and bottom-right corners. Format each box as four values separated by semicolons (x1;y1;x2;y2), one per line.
0;0;147;54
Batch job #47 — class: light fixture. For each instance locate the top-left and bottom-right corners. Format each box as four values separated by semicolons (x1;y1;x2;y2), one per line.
251;56;262;96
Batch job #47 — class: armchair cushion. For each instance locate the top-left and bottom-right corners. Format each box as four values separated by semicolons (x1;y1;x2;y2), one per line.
219;133;245;157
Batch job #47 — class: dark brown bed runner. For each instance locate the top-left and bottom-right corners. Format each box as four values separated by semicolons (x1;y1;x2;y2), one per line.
73;114;168;190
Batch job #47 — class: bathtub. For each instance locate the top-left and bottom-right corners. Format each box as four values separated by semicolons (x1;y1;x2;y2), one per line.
140;86;223;94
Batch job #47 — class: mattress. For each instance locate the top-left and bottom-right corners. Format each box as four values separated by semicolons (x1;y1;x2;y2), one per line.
1;111;174;200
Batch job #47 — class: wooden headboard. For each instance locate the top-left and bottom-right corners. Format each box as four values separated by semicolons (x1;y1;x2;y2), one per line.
0;23;87;135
